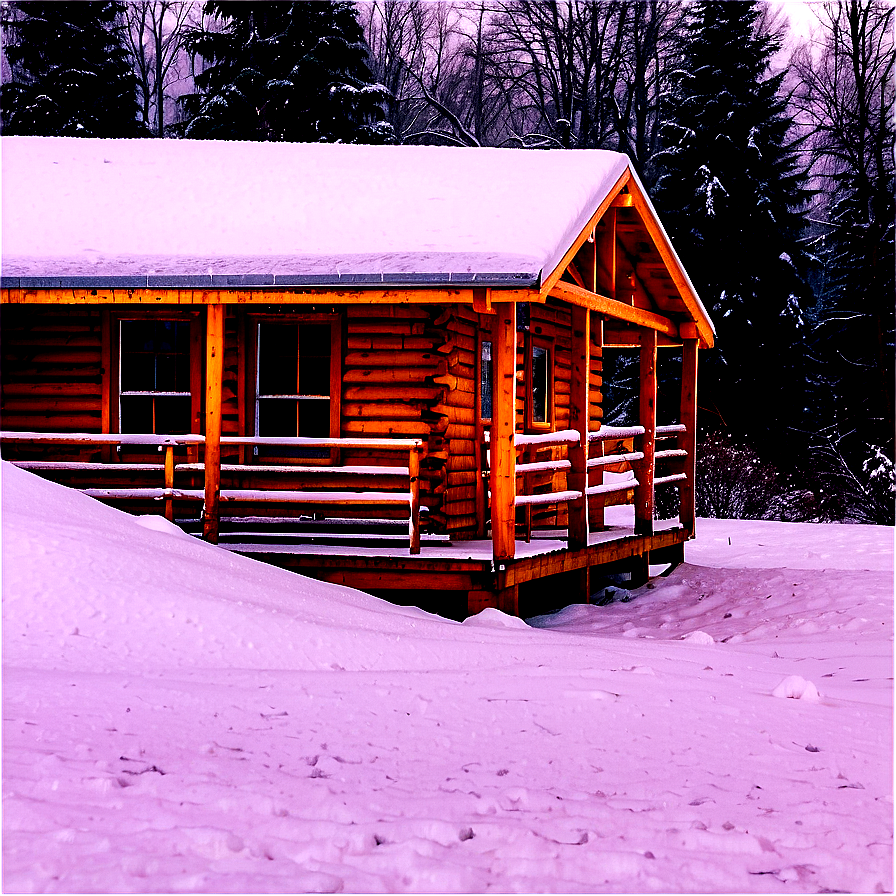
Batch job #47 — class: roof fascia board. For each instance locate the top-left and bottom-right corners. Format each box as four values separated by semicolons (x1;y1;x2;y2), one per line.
0;273;541;291
540;168;632;297
0;286;542;306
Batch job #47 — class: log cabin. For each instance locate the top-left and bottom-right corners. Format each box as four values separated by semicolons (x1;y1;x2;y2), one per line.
1;137;714;619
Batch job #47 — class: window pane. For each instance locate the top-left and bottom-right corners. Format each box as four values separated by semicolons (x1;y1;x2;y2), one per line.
532;345;549;423
481;341;493;420
120;395;153;433
154;320;178;352
258;398;298;437
298;324;331;396
258;323;298;395
298;399;330;437
154;396;191;435
155;353;179;392
121;320;153;353
120;353;156;392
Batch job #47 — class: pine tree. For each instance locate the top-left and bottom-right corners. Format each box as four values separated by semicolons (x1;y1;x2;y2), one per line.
178;1;394;143
0;2;144;137
653;1;813;458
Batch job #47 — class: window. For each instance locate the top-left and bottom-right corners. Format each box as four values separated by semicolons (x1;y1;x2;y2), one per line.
480;340;493;420
252;318;340;459
479;335;552;430
119;319;193;433
530;342;550;426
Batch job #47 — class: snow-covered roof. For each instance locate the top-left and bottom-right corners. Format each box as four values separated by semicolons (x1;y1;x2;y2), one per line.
1;137;634;289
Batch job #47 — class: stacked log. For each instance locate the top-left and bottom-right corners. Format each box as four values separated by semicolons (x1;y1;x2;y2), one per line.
0;306;103;460
342;305;447;530
433;305;479;536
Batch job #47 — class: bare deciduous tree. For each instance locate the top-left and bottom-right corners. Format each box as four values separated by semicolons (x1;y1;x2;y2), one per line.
124;1;194;136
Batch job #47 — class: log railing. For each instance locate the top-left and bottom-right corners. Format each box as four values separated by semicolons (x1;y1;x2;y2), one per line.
483;422;692;544
653;425;689;489
587;425;646;499
514;429;583;543
0;431;424;554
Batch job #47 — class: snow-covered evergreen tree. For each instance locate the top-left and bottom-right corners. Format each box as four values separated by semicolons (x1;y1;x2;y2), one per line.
178;2;394;143
654;1;813;455
0;2;144;137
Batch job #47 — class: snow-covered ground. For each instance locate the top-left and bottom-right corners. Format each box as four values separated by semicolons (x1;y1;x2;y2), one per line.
3;461;892;894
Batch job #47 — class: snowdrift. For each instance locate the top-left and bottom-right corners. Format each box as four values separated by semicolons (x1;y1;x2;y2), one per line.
2;462;892;893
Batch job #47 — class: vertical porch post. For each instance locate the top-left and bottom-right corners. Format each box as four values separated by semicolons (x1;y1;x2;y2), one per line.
679;337;699;537
202;303;225;543
589;315;605;530
490;302;517;564
568;304;590;550
634;328;657;537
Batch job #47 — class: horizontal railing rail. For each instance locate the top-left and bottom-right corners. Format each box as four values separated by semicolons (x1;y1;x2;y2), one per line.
1;430;424;554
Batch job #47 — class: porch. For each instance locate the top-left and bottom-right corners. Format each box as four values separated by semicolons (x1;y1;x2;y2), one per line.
2;391;695;619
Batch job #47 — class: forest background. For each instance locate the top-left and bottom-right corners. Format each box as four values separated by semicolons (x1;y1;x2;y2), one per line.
1;0;893;525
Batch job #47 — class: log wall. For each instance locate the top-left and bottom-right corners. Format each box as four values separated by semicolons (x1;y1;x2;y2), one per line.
0;306;104;460
340;305;447;531
434;305;479;536
2;301;607;536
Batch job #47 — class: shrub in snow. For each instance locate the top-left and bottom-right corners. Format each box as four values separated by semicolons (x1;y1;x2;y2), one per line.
804;430;896;525
695;434;818;521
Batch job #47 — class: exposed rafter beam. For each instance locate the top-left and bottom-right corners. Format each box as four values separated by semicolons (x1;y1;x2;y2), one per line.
548;280;679;339
624;176;715;348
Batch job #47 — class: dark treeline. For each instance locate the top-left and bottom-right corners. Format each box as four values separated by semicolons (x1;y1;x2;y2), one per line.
1;1;892;523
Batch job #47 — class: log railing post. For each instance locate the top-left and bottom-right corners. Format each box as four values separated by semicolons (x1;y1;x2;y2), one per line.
523;443;534;543
588;316;605;530
568;304;590;549
408;441;421;554
490;302;517;563
634;328;657;536
163;443;175;522
679;338;699;537
202;304;225;543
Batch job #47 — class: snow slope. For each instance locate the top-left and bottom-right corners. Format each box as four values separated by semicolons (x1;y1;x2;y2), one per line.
2;462;892;894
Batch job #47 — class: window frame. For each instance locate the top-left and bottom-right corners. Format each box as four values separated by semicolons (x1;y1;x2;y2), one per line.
110;310;203;438
526;334;553;432
246;313;342;464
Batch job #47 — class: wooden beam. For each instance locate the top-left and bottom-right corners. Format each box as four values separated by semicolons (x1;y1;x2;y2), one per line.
472;288;493;315
541;168;632;296
1;286;539;307
596;208;616;299
566;260;586;289
164;445;175;522
567;305;590;549
548;280;678;339
408;443;421;554
634;329;657;536
589;315;605;530
490;302;517;562
202;304;225;543
623;176;715;349
679;338;699;537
